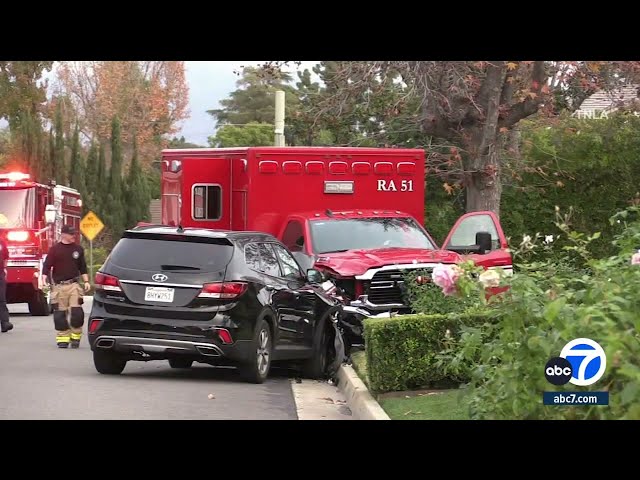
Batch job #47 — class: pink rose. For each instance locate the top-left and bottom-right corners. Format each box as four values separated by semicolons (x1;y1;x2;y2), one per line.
432;264;461;296
632;252;640;265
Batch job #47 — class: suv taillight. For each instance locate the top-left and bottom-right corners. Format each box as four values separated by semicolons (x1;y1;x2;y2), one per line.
95;272;122;292
198;282;248;299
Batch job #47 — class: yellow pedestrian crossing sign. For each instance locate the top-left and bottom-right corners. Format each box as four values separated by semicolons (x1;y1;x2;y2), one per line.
80;211;105;241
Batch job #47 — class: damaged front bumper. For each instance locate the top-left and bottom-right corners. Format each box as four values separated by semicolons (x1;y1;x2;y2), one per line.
338;303;408;350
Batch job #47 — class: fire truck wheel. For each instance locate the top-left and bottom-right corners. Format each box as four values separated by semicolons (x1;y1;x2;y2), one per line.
93;350;127;375
28;291;50;317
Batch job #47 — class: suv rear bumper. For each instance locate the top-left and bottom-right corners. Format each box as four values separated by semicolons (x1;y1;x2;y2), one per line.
89;333;253;363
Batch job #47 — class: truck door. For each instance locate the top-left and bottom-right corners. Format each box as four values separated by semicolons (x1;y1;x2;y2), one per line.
280;218;313;272
183;157;231;230
441;211;513;273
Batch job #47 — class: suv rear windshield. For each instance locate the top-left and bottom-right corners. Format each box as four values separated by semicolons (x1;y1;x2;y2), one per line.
106;236;234;272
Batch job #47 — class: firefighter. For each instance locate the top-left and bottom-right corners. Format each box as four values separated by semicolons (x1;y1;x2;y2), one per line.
42;225;90;348
0;233;15;333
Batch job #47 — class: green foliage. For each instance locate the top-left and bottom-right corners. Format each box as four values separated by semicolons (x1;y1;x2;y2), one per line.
168;136;203;148
404;273;475;315
125;136;151;228
209;122;273;147
208;66;299;127
146;169;160;199
447;207;640;419
0;62;53;126
350;350;368;388
106;117;125;240
501;113;640;261
68;124;86;200
363;311;495;393
95;142;107;214
0;127;8;168
53;103;66;184
84;142;98;212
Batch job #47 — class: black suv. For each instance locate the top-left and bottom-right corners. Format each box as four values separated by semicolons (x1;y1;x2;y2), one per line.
87;226;341;383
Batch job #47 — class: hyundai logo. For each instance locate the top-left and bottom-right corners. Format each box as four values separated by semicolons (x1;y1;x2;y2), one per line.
152;273;168;282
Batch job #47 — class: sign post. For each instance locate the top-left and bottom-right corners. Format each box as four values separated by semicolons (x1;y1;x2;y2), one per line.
79;211;105;282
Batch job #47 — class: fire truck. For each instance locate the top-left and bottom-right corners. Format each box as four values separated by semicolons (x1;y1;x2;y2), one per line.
0;171;82;316
159;147;512;343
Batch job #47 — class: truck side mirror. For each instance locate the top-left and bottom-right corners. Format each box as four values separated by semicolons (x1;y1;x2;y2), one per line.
476;231;492;254
45;205;56;224
307;268;323;284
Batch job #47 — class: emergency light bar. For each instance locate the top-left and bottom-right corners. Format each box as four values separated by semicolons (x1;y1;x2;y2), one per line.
324;181;354;194
0;172;30;181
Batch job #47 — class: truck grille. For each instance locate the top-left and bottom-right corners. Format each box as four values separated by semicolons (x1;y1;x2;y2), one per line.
368;267;433;306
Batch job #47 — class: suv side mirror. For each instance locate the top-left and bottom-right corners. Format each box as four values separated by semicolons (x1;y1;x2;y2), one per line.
307;268;323;284
476;231;492;254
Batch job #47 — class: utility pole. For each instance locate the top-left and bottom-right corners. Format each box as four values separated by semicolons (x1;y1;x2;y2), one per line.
274;90;285;146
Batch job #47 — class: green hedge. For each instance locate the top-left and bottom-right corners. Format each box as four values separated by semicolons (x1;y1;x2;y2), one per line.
363;311;494;393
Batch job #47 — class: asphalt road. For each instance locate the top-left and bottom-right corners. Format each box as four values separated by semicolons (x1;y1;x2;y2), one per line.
0;297;300;420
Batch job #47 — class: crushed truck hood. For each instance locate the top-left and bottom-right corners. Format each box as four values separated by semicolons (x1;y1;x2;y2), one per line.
314;247;462;277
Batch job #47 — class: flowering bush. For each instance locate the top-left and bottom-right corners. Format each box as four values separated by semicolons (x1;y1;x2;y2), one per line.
437;206;640;420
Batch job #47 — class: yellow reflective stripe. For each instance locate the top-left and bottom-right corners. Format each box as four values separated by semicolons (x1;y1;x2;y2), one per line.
56;336;70;342
70;333;82;340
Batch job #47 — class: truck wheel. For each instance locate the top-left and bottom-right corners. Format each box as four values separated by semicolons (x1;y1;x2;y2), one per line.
169;358;193;369
238;319;272;384
28;291;50;316
93;350;127;375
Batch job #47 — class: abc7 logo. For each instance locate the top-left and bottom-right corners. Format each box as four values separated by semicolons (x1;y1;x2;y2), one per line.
545;338;606;386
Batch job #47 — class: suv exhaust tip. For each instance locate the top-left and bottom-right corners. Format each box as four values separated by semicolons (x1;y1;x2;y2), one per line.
196;345;221;357
96;338;115;349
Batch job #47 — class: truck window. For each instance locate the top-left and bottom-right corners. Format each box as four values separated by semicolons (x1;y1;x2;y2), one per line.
0;188;36;229
258;243;282;277
272;244;303;279
192;184;221;221
282;220;305;252
446;214;499;251
309;217;436;254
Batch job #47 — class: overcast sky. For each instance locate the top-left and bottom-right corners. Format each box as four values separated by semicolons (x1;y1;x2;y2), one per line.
178;61;319;146
1;61;319;146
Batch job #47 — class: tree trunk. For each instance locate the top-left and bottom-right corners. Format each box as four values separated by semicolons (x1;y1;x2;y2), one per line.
464;64;506;217
465;145;502;217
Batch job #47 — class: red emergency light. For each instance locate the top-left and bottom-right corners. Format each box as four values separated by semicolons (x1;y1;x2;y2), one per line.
0;172;30;181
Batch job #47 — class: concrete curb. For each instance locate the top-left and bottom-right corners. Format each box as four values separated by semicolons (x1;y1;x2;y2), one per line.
337;364;390;420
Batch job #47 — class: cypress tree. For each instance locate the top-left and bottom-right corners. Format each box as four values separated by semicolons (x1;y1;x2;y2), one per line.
125;135;150;228
69;124;87;206
47;126;55;182
85;141;98;212
95;141;106;216
54;103;65;184
106;116;125;240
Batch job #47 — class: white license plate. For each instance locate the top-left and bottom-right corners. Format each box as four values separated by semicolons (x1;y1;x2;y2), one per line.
144;286;175;303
